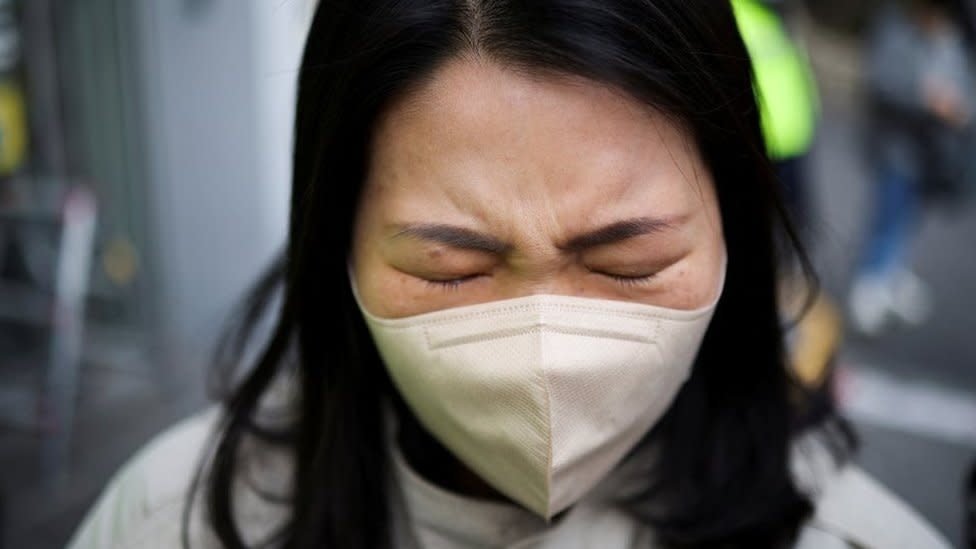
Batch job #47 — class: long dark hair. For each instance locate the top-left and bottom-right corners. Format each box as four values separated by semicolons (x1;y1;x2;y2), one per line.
190;1;856;547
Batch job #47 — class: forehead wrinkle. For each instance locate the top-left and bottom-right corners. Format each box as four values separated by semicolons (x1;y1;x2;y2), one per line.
374;55;707;248
567;133;657;224
429;167;505;231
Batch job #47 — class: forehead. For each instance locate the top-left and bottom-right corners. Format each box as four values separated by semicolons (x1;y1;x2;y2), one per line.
364;55;708;225
390;56;661;138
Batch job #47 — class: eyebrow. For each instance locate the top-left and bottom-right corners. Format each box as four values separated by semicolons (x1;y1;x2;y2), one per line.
390;223;513;254
559;216;680;251
389;216;680;254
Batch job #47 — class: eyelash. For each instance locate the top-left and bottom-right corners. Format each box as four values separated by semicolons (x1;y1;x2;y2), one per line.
423;275;482;291
600;272;658;287
423;272;657;291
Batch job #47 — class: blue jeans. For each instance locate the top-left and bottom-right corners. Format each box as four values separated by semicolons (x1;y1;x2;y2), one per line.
858;163;920;279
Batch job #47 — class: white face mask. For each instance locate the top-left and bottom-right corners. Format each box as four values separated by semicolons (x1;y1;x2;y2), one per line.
348;259;726;520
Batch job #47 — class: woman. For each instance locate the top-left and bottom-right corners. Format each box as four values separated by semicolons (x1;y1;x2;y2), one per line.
67;1;951;548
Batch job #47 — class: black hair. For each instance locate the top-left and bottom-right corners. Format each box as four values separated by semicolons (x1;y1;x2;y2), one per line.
189;1;856;547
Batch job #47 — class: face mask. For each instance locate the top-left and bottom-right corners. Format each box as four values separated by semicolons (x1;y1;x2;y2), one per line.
348;259;726;520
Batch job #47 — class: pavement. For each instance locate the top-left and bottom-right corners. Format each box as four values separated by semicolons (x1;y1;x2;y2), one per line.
807;84;976;547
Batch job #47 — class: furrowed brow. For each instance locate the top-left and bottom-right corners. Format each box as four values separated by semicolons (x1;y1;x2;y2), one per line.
390;223;512;254
558;216;680;252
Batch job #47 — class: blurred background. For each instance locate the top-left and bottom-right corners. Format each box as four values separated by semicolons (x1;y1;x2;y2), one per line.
0;0;972;547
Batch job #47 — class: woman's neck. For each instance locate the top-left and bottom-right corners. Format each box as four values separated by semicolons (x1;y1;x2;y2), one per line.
394;403;511;503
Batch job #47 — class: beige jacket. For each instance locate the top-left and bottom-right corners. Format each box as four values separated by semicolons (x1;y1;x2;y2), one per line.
65;404;953;549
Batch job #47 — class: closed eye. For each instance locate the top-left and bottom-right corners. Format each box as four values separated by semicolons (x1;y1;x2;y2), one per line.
596;271;658;287
422;271;658;292
422;274;484;291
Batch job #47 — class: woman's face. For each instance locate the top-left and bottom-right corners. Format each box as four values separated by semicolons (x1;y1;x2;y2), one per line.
350;56;726;318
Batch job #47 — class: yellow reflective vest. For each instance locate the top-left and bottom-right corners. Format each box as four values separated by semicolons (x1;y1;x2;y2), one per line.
732;0;819;160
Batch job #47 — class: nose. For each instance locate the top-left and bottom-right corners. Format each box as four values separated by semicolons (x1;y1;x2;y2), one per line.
503;270;587;300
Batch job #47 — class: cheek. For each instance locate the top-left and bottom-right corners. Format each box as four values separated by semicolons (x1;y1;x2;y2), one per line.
637;257;713;310
354;262;441;319
689;251;726;308
646;229;725;310
349;201;375;275
683;186;725;308
349;217;394;318
350;201;408;317
689;233;727;308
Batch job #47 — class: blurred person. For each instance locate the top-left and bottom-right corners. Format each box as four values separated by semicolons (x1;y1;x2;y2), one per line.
849;0;976;336
66;2;952;548
733;0;844;402
733;0;820;237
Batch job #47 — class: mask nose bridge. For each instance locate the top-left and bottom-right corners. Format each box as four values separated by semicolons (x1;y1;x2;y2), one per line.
423;303;660;350
423;306;548;350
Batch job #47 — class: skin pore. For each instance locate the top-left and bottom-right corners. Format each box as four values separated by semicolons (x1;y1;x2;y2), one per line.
349;54;727;503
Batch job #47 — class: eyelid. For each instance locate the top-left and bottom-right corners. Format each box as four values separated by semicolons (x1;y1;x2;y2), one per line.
599;271;657;280
594;270;659;287
421;270;659;293
585;263;660;278
422;273;484;291
585;250;684;283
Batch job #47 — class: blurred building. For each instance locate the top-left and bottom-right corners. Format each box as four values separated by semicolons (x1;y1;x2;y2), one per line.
1;1;313;546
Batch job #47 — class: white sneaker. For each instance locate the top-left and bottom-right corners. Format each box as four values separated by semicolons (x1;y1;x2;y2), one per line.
888;269;933;326
848;275;891;337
